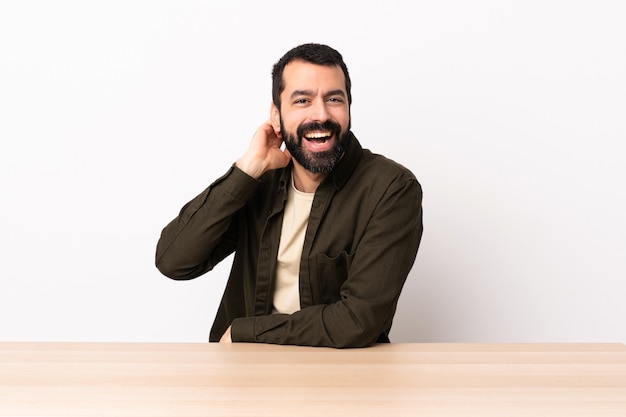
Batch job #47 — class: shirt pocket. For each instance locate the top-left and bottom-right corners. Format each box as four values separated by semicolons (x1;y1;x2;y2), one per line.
316;251;355;304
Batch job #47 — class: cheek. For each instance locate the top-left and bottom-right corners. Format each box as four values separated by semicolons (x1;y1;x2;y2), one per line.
330;106;350;122
281;115;303;135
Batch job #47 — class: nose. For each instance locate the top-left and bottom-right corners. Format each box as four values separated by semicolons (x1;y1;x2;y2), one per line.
310;99;330;122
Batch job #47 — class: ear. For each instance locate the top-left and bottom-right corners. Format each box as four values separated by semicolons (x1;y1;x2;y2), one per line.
270;103;281;134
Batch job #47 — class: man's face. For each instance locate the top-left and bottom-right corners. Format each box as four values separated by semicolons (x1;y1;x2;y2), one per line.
272;61;351;174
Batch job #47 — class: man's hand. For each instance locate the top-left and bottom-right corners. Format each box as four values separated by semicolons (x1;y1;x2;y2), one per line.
235;120;291;179
220;325;232;343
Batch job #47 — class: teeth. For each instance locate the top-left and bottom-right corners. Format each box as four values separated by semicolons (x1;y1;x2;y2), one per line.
304;131;331;139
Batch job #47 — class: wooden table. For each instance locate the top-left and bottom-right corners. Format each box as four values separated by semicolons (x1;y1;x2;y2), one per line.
1;342;625;416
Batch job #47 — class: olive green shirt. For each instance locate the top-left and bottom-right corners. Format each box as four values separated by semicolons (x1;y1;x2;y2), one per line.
155;133;423;347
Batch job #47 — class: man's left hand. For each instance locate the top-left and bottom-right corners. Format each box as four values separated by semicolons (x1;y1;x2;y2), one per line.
220;325;232;343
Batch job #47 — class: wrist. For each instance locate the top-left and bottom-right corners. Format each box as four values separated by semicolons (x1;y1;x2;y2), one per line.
235;156;266;179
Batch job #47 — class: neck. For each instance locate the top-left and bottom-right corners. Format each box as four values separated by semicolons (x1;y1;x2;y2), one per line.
291;162;326;193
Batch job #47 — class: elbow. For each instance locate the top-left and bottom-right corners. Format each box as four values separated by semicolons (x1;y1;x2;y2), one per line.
326;312;387;349
154;240;208;280
155;255;204;281
155;260;186;281
330;329;380;349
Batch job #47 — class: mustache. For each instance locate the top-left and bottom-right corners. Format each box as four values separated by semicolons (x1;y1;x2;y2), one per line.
297;120;342;138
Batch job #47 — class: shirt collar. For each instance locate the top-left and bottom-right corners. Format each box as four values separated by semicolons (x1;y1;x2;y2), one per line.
326;131;363;190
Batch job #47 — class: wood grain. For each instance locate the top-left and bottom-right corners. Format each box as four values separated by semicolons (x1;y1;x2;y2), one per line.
1;342;625;416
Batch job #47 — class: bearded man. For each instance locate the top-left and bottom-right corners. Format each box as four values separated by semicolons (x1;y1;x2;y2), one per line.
156;43;423;348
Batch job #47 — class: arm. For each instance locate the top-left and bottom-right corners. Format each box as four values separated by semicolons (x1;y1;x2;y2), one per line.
155;121;291;279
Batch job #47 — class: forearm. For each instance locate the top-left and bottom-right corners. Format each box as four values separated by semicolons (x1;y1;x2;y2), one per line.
155;165;259;279
231;301;392;348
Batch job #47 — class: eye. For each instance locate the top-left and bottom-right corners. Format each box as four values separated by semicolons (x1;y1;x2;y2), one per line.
328;97;344;103
294;98;309;104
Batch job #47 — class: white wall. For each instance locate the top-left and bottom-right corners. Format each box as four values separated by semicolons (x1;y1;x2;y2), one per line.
1;1;624;343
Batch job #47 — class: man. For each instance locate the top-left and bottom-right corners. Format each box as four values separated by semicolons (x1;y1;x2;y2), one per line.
156;43;423;348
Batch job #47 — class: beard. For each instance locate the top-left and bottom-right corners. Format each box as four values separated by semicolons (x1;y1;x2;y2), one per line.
281;119;351;174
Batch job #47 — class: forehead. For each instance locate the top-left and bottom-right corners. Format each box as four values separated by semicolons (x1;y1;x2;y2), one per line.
281;61;346;95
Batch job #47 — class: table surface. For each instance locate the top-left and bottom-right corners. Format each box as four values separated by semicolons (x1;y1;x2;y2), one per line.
1;342;625;417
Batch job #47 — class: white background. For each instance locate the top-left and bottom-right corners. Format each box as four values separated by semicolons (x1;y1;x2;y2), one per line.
1;1;624;343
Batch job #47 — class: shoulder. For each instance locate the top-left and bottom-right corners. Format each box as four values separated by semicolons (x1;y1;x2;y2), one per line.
357;148;421;190
333;134;421;193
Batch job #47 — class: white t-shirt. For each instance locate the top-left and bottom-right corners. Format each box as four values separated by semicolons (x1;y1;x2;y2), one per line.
272;176;314;314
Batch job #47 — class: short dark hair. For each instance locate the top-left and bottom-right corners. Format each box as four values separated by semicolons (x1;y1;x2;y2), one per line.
272;43;352;109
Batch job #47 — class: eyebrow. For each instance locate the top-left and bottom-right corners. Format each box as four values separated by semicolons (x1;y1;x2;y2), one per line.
290;89;346;99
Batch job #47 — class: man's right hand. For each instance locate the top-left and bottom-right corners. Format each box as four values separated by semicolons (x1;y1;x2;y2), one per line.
235;120;291;179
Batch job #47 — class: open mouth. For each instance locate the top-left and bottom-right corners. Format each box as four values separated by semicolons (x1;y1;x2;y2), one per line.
303;131;332;143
